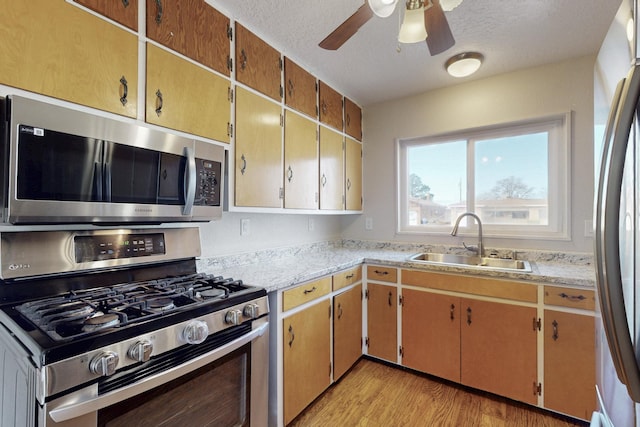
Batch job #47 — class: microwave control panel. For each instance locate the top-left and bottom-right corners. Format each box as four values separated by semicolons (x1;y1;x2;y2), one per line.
195;158;221;207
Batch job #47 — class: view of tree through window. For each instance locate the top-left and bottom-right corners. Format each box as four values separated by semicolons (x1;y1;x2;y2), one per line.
398;115;568;237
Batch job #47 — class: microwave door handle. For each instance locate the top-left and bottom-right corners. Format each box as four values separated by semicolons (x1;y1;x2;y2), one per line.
183;146;196;216
597;64;640;401
94;162;103;201
104;161;112;202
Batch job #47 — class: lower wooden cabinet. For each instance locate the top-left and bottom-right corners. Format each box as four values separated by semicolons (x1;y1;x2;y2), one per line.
283;299;331;425
402;289;460;382
544;310;596;419
333;284;362;380
366;283;397;362
461;298;538;405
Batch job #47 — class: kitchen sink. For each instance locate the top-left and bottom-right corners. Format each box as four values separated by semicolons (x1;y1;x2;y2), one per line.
407;253;532;272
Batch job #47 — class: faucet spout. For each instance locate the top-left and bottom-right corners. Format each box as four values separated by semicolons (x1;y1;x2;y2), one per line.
450;212;483;257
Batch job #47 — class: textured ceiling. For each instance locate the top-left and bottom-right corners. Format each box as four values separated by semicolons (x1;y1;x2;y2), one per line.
210;0;621;106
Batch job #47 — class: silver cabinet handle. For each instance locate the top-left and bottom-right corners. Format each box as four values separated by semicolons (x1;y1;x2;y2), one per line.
240;154;247;175
287;165;293;183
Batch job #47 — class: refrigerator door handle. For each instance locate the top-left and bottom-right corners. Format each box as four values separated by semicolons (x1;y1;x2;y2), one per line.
595;64;640;402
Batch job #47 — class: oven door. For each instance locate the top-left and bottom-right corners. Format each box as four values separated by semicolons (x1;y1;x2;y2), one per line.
43;318;268;427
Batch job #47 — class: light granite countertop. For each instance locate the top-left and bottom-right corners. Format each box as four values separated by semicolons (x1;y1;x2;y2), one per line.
197;240;596;293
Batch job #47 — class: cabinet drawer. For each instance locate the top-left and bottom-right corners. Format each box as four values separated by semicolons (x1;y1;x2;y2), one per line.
333;266;362;291
283;277;331;311
367;266;397;283
544;286;595;310
401;269;537;303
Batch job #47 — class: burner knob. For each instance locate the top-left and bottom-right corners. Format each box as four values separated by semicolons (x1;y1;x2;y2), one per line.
183;320;209;344
224;309;243;326
89;351;120;377
243;304;260;319
128;340;153;362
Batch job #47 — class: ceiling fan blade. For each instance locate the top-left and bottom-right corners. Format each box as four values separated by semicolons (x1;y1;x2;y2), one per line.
319;3;374;50
424;0;455;55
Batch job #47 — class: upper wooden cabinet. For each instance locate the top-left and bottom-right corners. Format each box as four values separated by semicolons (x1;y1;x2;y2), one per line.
145;44;231;142
235;23;282;101
74;0;138;31
235;87;283;208
319;127;344;210
344;97;362;141
284;57;317;119
146;0;231;76
319;81;343;131
345;137;363;211
283;111;318;210
0;0;137;118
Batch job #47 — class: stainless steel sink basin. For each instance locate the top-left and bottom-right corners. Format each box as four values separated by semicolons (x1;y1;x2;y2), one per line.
407;253;532;272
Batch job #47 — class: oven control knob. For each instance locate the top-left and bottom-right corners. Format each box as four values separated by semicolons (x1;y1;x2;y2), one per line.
183;320;209;344
127;340;153;362
224;309;243;326
89;351;120;377
243;304;260;319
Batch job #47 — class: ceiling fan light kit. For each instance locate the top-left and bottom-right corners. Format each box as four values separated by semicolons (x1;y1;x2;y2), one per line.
445;52;483;77
368;0;399;18
399;7;428;43
440;0;463;12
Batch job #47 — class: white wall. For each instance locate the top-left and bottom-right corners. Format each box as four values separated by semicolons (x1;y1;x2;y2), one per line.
342;55;596;254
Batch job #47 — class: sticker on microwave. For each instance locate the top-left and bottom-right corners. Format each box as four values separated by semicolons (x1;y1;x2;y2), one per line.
19;125;44;136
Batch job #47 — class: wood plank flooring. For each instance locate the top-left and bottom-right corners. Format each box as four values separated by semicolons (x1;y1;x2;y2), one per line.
289;358;588;427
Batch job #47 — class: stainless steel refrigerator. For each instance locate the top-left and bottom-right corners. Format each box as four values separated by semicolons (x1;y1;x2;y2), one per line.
594;0;640;425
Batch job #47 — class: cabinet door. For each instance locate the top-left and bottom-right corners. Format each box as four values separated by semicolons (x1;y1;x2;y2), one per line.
235;87;283;208
284;57;317;119
367;283;397;362
319;127;344;210
345;137;362;211
283;300;331;425
461;298;537;405
334;285;363;380
0;0;137;118
284;111;318;209
344;97;362;141
544;310;596;420
146;0;231;76
146;44;231;142
75;0;138;30
402;289;460;382
319;81;343;131
235;23;282;101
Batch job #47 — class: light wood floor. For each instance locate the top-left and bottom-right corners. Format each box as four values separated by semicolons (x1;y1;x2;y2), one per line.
289;358;588;427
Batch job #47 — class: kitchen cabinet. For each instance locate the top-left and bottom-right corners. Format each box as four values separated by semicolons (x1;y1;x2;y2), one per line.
319;81;343;131
145;44;231;142
0;0;137;118
366;283;397;362
333;266;362;291
402;289;461;383
75;0;138;31
283;298;331;425
146;0;231;76
333;284;362;380
460;298;537;405
344;97;362;141
544;310;596;419
345;137;363;211
235;23;282;102
283;111;318;209
234;87;283;208
284;57;317;119
319;127;344;210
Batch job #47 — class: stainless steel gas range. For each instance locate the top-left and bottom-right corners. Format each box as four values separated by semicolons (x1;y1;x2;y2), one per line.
0;228;268;427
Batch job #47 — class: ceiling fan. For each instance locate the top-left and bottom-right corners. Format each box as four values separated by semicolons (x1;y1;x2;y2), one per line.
319;0;459;56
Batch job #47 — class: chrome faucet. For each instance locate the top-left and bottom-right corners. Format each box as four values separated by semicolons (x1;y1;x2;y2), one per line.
451;212;483;257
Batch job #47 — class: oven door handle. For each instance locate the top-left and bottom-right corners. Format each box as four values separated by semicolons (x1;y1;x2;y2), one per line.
48;320;268;423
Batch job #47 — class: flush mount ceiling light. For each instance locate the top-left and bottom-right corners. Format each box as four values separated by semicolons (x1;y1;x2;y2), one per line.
398;0;427;44
445;52;483;77
368;0;399;18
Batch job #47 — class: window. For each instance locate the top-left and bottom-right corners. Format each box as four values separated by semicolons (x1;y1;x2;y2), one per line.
396;114;570;239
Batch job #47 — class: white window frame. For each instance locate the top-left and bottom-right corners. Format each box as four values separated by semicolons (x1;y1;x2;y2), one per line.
395;113;572;240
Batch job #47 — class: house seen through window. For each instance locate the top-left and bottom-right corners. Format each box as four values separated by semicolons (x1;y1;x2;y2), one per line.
397;114;570;239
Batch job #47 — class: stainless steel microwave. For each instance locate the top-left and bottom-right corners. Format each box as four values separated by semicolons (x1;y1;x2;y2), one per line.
0;95;224;224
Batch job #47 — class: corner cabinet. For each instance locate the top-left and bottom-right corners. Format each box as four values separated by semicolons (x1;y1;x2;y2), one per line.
0;0;137;118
